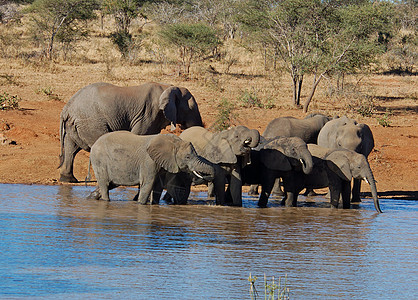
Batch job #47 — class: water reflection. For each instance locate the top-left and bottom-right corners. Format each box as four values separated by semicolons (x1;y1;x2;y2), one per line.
0;184;417;299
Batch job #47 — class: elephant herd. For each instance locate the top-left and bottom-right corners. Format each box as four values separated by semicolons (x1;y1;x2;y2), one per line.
59;82;382;213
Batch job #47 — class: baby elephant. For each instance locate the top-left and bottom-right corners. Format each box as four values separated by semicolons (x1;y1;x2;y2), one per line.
87;131;215;204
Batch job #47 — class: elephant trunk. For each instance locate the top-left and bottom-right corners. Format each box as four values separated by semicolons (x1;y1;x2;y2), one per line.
245;129;261;148
190;156;215;181
364;165;382;213
300;150;313;175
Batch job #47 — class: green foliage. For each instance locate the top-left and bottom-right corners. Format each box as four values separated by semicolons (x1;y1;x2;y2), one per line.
237;0;396;110
238;88;263;108
159;22;222;75
211;98;235;132
110;30;133;57
36;86;61;100
238;88;276;109
0;92;20;110
376;109;392;127
27;0;99;59
248;273;290;300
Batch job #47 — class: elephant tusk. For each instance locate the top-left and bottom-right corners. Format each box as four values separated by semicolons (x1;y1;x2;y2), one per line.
244;138;252;146
193;171;204;179
299;159;306;167
363;177;369;184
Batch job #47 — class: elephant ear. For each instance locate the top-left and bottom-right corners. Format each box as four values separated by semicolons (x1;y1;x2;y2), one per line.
147;134;180;173
260;147;292;171
159;86;182;131
326;151;352;181
203;135;237;164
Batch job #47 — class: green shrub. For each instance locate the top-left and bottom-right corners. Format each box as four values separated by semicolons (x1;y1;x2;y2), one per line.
36;87;61;101
211;98;236;131
0;92;19;110
376;109;392;127
238;88;264;108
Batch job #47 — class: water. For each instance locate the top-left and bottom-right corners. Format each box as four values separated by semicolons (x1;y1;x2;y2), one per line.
0;184;417;299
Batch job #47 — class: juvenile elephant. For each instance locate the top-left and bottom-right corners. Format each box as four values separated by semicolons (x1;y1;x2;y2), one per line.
289;144;382;212
241;136;313;207
179;126;260;206
250;113;334;196
59;82;203;183
87;132;214;204
317;115;374;202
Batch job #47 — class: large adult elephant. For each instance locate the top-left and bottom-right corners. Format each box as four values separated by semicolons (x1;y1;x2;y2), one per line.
249;113;333;195
59;82;203;182
241;136;313;207
87;132;214;204
291;144;382;212
317;115;374;202
180;126;260;206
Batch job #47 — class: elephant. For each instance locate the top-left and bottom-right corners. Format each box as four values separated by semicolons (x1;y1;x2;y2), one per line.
241;136;313;208
59;82;203;183
263;113;333;143
179;125;260;206
86;131;215;204
287;144;382;212
249;113;333;196
317;115;374;202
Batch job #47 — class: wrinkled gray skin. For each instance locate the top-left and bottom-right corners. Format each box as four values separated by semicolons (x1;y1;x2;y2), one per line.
87;132;214;204
263;113;333;142
249;113;333;195
317;115;374;202
289;144;381;212
241;137;313;207
59;82;203;183
179;126;260;206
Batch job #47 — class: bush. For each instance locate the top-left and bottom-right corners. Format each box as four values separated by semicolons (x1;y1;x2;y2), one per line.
159;23;222;75
211;98;235;132
0;92;19;110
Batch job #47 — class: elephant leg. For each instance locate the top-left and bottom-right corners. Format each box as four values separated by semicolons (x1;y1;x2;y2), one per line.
213;176;226;205
248;184;259;195
59;136;81;183
328;178;342;209
97;180;110;201
351;179;362;202
162;192;173;204
341;181;352;209
137;181;155;205
228;168;243;206
271;178;285;196
151;177;163;205
282;192;298;207
207;182;215;198
258;176;275;208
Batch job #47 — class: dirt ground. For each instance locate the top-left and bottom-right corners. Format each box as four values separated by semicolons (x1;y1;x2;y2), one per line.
0;57;417;200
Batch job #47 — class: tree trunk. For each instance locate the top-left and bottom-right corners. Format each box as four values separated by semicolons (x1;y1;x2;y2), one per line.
303;74;324;113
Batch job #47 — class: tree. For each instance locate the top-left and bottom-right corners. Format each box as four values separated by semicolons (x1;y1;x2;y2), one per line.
238;0;395;112
159;22;222;75
101;0;148;58
28;0;99;59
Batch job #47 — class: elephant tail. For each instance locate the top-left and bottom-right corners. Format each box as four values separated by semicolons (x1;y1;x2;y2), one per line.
85;158;92;187
58;111;67;169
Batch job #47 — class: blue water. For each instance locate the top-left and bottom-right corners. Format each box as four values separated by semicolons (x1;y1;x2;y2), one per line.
0;184;417;299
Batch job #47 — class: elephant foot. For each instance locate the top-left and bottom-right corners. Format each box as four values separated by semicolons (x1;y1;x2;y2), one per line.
87;190;101;200
60;174;78;183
